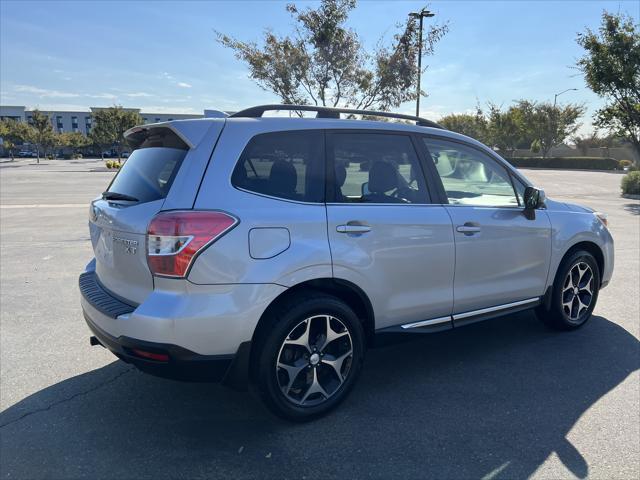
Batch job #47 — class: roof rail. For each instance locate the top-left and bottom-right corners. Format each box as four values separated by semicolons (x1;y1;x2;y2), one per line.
229;104;443;129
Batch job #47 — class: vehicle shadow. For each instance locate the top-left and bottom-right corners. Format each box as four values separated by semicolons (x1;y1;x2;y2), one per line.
1;313;638;479
623;203;640;215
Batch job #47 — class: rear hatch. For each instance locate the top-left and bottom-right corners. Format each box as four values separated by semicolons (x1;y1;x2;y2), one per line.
89;127;190;304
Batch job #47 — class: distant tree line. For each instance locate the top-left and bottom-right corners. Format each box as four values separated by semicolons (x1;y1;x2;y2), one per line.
0;106;141;162
439;101;587;158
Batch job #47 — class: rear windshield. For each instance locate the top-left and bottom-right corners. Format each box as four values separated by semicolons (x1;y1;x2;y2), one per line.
106;147;187;203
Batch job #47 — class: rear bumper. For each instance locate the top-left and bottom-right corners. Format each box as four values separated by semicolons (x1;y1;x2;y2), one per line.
79;269;266;387
79;262;285;356
84;313;241;382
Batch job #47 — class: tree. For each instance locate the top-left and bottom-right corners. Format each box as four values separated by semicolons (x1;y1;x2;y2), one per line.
439;109;488;143
0;119;33;161
516;100;585;158
216;0;448;112
576;11;640;157
29;109;55;163
59;131;90;157
90;106;142;161
486;104;527;157
571;132;609;155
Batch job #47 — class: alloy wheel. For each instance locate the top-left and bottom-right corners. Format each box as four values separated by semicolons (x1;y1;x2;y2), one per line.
276;315;353;406
562;261;594;322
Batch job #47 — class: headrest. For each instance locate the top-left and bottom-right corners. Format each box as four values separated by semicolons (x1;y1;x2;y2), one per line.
369;162;399;193
335;163;347;188
269;160;297;196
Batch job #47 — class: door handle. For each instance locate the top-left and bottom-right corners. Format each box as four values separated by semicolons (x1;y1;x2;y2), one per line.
456;223;481;235
337;224;372;234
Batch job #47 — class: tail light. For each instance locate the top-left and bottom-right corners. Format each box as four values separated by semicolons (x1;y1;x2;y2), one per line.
147;211;238;277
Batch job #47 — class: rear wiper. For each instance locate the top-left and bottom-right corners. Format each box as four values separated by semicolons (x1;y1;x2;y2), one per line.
102;191;139;202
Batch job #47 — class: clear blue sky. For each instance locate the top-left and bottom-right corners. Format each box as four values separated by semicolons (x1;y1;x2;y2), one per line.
1;0;638;132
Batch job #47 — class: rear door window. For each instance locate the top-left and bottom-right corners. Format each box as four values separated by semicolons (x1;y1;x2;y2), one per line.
327;132;430;204
231;130;325;202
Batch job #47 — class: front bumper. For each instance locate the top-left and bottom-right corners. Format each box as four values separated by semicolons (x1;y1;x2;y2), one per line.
601;228;615;289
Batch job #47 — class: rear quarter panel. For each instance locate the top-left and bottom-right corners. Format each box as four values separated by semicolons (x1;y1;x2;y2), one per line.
188;119;332;286
161;120;226;210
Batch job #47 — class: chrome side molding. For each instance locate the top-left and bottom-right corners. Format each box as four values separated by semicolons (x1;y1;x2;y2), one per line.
453;297;540;321
401;316;452;329
399;297;540;330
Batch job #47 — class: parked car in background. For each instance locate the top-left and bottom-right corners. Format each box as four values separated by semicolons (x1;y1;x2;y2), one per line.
80;105;614;421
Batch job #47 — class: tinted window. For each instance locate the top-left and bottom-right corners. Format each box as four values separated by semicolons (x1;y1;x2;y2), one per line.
231;131;324;202
329;133;429;204
422;138;519;207
106;147;186;203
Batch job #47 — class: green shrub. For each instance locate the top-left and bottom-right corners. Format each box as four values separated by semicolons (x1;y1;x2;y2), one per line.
105;160;113;169
619;159;633;169
621;171;640;195
507;156;619;170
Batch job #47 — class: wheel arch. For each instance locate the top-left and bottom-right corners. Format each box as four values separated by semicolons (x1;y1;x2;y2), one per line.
248;278;375;381
557;241;605;285
253;278;375;345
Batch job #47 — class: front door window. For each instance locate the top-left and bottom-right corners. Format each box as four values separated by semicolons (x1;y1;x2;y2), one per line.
422;138;520;207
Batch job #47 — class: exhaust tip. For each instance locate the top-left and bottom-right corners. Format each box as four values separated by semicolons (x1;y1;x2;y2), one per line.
89;336;103;348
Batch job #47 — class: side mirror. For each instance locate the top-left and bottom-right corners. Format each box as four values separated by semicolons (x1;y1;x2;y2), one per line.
523;186;545;211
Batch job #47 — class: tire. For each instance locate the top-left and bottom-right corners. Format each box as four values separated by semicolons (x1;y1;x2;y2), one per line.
254;293;365;422
536;250;600;330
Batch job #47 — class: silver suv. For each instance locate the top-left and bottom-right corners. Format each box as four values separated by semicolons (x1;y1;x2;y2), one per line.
80;105;614;421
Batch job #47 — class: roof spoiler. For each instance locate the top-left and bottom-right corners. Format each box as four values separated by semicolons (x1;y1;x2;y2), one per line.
124;119;224;149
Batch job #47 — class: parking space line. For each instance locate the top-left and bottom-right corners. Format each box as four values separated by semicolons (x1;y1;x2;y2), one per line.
0;204;87;209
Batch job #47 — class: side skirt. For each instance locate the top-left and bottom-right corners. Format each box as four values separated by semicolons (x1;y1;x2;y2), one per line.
452;297;541;328
375;297;541;339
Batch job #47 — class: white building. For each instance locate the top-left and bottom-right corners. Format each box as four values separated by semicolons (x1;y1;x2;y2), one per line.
0;105;229;136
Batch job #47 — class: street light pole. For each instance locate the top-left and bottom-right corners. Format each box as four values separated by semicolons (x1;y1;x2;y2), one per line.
409;8;435;118
415;14;424;118
553;88;578;107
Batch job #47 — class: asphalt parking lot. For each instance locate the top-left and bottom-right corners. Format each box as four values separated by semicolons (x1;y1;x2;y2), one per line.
1;158;638;479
